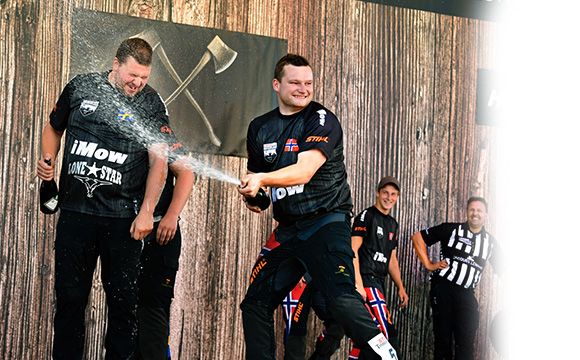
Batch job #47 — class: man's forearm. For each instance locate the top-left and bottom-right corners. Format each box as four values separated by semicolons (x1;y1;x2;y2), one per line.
260;149;326;187
388;257;405;290
41;123;63;159
140;152;167;215
165;161;194;218
411;232;433;269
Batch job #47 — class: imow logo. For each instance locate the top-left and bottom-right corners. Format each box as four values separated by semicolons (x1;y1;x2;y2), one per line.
271;185;304;202
70;140;128;164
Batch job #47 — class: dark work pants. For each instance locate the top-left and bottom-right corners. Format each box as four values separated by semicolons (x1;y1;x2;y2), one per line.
52;211;142;360
430;278;479;360
136;223;181;360
240;214;381;360
284;281;339;360
282;282;344;360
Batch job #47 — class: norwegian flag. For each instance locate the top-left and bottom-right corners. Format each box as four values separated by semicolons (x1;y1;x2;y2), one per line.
281;280;307;338
284;138;299;152
365;287;392;337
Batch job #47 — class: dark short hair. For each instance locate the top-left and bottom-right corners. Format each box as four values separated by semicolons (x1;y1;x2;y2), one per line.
115;38;153;66
274;54;310;81
467;196;488;211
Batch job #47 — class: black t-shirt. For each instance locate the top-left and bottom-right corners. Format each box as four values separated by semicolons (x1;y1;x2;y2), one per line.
352;206;399;283
50;72;176;218
420;222;495;289
246;101;352;224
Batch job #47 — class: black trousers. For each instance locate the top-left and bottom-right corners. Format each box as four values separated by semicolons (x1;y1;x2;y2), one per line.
240;213;381;360
52;211;142;360
284;282;339;360
136;223;182;360
430;278;480;360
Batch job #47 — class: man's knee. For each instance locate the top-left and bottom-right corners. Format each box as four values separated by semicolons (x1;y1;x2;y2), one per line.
327;293;380;344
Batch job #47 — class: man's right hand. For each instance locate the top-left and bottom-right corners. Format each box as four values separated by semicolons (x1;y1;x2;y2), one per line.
37;154;54;181
426;259;449;272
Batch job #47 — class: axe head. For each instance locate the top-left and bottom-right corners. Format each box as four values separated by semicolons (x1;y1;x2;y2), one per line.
206;35;238;74
130;29;162;51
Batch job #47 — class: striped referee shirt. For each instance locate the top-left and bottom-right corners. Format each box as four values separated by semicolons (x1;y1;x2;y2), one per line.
421;222;496;289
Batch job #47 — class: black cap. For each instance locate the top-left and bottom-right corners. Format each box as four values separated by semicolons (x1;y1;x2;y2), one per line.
377;176;400;192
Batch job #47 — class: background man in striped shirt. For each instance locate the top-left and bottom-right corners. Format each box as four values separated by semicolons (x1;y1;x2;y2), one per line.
411;196;498;360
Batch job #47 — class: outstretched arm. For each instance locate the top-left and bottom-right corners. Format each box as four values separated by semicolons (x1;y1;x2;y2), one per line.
238;149;325;198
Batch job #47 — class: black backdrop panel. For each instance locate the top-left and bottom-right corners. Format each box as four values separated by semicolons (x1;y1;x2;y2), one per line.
359;0;501;21
71;9;287;157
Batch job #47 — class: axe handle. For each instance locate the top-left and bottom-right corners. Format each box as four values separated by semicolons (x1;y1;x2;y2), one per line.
164;51;210;105
157;47;222;147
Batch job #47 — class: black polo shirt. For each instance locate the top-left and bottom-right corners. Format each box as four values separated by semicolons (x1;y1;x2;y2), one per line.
50;72;175;218
246;101;352;224
352;206;399;287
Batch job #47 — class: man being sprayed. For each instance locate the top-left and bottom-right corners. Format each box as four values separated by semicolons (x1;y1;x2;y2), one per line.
36;38;175;359
238;54;397;360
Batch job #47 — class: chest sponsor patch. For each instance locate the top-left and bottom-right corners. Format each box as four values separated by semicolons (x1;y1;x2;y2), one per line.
458;237;473;246
377;226;384;238
79;100;99;116
263;142;277;163
284;138;299;152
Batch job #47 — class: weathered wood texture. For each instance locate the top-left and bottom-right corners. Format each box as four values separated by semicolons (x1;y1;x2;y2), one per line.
0;0;500;359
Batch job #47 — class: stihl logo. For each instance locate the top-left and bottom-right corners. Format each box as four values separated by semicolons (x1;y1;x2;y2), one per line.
271;184;304;202
250;259;267;284
373;252;388;263
306;136;329;143
70;140;128;164
293;302;304;322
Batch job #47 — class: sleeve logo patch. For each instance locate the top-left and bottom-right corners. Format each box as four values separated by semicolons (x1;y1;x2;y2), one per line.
317;109;326;126
305;136;329;143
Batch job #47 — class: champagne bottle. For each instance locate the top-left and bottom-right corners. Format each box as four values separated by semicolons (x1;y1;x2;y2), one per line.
39;159;59;214
246;188;271;211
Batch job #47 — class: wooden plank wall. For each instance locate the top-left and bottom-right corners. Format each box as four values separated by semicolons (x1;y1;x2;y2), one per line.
0;0;500;359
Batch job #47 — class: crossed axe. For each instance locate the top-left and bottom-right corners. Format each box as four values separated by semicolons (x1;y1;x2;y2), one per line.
132;30;238;147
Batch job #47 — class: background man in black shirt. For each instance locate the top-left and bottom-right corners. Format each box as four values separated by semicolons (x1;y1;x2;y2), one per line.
412;196;498;360
37;38;171;359
310;176;409;359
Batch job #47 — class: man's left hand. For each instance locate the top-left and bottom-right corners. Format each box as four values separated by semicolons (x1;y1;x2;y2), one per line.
156;214;178;245
130;211;153;240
